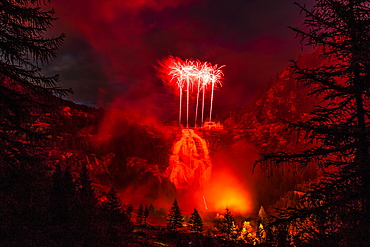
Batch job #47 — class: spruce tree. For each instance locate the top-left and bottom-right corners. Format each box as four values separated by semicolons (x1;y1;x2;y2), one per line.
0;1;67;242
256;206;268;244
126;204;134;221
49;165;77;244
0;0;69;164
188;208;204;233
74;164;100;245
143;205;149;225
102;188;126;223
136;204;144;225
101;188;133;245
50;165;75;224
219;207;238;241
167;199;184;232
256;0;370;245
77;164;98;210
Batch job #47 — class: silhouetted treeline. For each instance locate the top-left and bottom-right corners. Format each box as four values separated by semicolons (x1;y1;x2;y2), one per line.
0;163;138;246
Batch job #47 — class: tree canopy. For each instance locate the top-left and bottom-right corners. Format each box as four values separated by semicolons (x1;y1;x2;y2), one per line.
0;0;69;164
167;199;184;232
256;0;370;245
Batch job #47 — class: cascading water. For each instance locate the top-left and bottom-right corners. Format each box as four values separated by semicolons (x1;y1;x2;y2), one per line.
166;129;212;190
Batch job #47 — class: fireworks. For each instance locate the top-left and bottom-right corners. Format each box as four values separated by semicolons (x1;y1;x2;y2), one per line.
199;62;224;123
158;56;225;127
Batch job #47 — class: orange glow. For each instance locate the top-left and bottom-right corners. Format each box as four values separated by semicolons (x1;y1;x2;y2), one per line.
166;128;211;190
204;169;253;215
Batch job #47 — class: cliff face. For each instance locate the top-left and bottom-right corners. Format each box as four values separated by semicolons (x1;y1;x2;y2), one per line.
240;49;323;152
236;48;326;208
37;102;175;203
39;48;326;212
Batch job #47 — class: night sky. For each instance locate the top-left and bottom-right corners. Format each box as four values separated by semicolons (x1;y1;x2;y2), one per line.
46;0;314;120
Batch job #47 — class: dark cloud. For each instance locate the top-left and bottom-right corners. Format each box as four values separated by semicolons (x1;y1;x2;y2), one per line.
46;0;314;119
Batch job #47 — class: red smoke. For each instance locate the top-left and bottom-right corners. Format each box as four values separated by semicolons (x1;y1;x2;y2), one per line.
52;0;199;114
49;0;310;119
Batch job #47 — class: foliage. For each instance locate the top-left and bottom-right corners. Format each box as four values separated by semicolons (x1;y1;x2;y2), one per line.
167;199;184;232
136;203;144;225
188;208;204;233
136;204;150;225
49;165;75;224
219;208;238;241
144;205;149;224
102;188;125;221
256;0;370;245
0;0;69;245
76;164;98;212
0;0;70;164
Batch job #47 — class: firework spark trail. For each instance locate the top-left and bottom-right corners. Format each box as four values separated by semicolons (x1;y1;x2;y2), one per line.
209;79;215;122
198;63;223;125
168;59;185;125
199;63;212;126
186;76;190;127
181;60;197;127
201;84;206;125
159;56;224;127
194;79;201;126
208;64;224;122
194;61;201;126
194;61;206;126
203;195;208;210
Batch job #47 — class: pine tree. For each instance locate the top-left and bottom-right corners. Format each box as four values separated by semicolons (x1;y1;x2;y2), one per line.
219;207;238;240
77;164;98;210
49;165;77;245
256;0;370;245
0;0;69;164
126;204;134;221
143;205;149;225
102;188;126;223
136;204;144;225
50;165;76;224
256;206;268;244
188;208;204;233
73;164;100;245
101;188;133;245
0;2;68;243
167;199;184;232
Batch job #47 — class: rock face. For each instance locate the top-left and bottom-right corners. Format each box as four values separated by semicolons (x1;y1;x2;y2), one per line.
166;129;212;190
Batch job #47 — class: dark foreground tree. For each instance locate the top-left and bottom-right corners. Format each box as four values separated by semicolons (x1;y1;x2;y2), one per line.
102;188;125;221
136;204;149;225
77;164;98;214
188;208;204;233
50;165;75;225
143;205;149;224
167;199;184;232
136;203;144;225
126;204;134;221
0;0;69;163
219;207;238;241
101;188;133;245
0;1;69;245
256;0;370;245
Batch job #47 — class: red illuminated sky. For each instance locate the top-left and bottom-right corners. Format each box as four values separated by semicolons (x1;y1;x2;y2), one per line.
46;0;314;119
